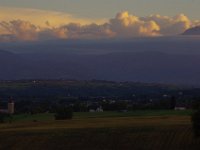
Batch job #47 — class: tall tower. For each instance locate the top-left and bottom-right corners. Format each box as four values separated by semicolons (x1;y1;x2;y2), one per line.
8;98;14;114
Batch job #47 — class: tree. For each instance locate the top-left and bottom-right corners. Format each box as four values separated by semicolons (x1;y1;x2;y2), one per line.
170;96;176;109
0;114;10;123
191;110;200;138
192;98;200;110
54;106;73;120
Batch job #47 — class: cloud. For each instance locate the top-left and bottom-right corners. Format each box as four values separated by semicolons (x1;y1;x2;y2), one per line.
142;14;191;35
38;16;160;40
109;11;160;37
0;7;106;27
60;23;115;39
0;20;38;41
0;9;199;42
38;27;68;40
193;20;200;27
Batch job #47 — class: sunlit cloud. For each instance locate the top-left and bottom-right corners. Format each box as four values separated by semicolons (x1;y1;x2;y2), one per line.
0;7;200;42
0;20;38;41
142;14;192;35
109;11;160;37
0;7;106;27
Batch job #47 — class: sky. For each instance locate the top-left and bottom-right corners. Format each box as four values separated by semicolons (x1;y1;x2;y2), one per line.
0;0;199;19
0;0;199;42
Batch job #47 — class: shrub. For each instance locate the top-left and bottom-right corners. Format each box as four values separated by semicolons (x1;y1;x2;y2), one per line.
54;107;73;120
191;110;200;138
0;113;10;123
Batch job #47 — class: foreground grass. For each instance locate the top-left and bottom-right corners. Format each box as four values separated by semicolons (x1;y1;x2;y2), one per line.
0;110;199;150
10;109;193;122
0;114;200;150
0;115;191;131
0;125;199;150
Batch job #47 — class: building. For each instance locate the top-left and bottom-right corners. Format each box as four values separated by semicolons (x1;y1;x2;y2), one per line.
89;106;103;112
0;98;15;114
8;98;15;114
174;107;186;110
174;104;186;110
96;106;103;112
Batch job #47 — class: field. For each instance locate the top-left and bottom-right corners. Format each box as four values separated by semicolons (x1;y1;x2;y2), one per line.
8;109;193;122
0;110;200;150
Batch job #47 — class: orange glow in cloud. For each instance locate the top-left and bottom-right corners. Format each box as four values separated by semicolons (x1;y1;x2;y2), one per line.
0;7;107;27
0;7;200;42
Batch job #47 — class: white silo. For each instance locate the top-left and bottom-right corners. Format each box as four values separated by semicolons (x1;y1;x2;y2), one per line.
8;98;14;114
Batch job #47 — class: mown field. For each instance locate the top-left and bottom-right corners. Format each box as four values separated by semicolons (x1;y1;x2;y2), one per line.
0;110;200;150
10;110;194;122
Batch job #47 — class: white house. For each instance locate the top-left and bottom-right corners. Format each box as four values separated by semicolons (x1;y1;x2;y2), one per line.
174;107;186;110
89;106;103;112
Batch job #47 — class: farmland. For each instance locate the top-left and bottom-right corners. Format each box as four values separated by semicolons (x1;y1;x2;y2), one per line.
8;109;193;122
0;80;200;150
0;110;200;150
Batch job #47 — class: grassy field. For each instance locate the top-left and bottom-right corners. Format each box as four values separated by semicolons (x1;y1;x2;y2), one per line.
9;109;194;122
0;110;200;150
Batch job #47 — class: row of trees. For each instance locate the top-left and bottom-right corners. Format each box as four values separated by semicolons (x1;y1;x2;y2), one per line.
0;114;12;123
13;97;180;114
0;106;73;123
191;100;200;138
54;106;73;120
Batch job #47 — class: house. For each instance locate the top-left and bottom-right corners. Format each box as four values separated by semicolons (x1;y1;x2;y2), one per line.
0;109;9;114
89;106;103;112
174;106;186;110
96;106;103;112
89;109;96;112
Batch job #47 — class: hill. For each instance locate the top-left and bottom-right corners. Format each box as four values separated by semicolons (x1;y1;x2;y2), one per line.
182;26;200;35
1;50;200;85
0;80;182;98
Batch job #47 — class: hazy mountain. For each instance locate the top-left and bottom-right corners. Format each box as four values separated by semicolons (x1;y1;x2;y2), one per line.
1;37;200;55
0;50;92;80
1;49;200;85
182;26;200;35
0;50;28;79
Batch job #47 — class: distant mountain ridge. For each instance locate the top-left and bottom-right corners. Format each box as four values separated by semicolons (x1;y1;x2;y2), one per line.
182;26;200;35
0;49;15;55
1;49;200;85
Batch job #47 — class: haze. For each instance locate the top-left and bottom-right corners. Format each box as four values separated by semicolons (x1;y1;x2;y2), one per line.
0;0;200;85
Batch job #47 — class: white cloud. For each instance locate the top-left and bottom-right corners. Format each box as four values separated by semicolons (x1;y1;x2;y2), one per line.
142;14;191;35
109;11;160;37
0;9;199;42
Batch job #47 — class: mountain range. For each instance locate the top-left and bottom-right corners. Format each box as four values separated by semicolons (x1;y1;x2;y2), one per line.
1;48;200;85
183;26;200;35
